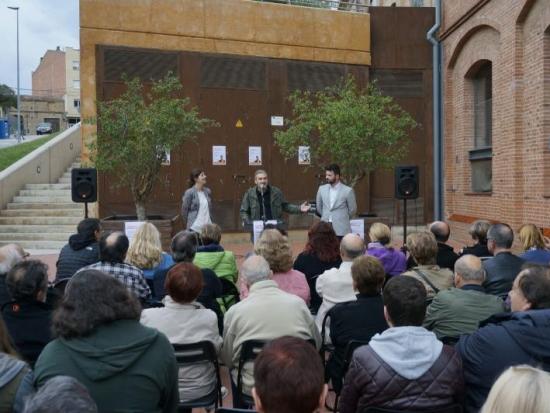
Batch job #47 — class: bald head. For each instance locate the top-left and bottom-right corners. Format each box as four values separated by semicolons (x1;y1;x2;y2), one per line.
430;221;451;243
454;254;484;287
99;231;129;263
240;255;272;287
340;234;365;261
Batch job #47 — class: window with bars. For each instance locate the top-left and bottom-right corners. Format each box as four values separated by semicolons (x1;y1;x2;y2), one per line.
468;61;492;193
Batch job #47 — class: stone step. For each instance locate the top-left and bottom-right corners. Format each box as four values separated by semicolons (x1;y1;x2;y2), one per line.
0;209;83;217
0;225;75;233
0;232;71;241
24;183;71;190
18;190;72;197
12;196;73;203
71;163;81;168
0;240;66;250
6;202;82;210
0;217;81;225
61;173;71;179
58;178;71;184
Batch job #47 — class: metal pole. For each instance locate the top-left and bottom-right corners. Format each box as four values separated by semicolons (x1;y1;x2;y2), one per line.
403;198;408;248
8;7;20;142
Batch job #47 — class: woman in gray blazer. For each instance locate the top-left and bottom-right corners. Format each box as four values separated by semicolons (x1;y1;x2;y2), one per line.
181;168;213;232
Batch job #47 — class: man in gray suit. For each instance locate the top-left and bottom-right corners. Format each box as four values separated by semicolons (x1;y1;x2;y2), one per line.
315;164;357;237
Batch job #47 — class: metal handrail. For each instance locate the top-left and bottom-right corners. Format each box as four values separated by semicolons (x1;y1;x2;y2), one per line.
254;0;369;13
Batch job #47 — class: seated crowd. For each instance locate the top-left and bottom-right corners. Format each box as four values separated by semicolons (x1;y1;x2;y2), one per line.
0;217;547;413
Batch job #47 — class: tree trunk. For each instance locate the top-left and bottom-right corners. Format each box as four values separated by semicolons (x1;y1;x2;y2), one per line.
135;202;146;221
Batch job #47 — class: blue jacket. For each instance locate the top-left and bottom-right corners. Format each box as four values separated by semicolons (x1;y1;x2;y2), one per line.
456;309;550;412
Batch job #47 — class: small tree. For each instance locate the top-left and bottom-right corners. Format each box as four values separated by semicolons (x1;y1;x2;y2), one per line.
88;74;218;220
274;76;417;187
0;84;16;116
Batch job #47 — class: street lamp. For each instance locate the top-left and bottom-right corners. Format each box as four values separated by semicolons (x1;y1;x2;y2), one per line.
7;6;21;142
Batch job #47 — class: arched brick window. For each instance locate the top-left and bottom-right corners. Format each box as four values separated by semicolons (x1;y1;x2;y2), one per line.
467;60;492;192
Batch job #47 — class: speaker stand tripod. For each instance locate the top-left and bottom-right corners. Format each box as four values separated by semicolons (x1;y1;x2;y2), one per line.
84;202;89;219
402;198;408;248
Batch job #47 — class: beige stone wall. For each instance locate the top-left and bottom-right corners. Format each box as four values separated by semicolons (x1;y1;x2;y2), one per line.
64;47;81;120
79;0;371;162
15;96;65;134
442;0;550;245
32;50;66;98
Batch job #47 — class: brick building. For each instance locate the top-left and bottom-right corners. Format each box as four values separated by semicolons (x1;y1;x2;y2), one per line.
8;96;65;135
441;0;550;245
32;46;81;125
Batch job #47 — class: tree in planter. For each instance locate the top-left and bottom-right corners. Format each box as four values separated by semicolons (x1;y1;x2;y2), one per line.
88;74;218;221
0;84;16;116
274;76;417;187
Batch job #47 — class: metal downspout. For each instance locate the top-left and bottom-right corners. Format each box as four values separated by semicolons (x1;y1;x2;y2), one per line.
427;0;442;220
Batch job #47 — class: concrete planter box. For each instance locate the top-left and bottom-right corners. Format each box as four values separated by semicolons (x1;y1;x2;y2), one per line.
101;215;182;251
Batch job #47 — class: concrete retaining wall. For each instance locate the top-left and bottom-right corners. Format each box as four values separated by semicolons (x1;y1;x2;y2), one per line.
0;123;81;210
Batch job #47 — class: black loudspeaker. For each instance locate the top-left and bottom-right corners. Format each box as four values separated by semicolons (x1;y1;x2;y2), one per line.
71;168;97;203
395;166;419;200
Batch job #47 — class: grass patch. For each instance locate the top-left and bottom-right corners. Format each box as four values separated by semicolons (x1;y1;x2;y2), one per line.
0;133;59;172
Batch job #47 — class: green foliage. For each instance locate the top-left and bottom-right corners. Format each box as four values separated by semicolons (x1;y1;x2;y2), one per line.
274;76;417;187
0;133;58;172
0;84;16;114
87;73;218;219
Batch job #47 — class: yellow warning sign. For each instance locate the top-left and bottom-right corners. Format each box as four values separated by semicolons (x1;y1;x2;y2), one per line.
235;119;243;128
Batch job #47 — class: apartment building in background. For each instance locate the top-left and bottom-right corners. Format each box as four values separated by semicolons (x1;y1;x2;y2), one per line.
32;46;81;126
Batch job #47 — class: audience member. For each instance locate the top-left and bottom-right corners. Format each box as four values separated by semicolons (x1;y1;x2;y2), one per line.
402;232;454;300
326;256;388;392
222;255;320;400
153;230;223;331
460;220;492;258
0;316;33;413
429;221;459;270
339;276;463;413
3;260;53;365
240;229;309;304
482;223;525;297
456;265;550;412
481;365;550;413
34;269;178;413
125;222;174;280
252;336;327;413
518;224;550;265
76;231;151;301
365;222;406;278
23;375;98;413
0;244;26;307
316;233;364;332
141;262;222;405
293;221;342;313
194;223;239;311
55;218;100;281
423;255;504;341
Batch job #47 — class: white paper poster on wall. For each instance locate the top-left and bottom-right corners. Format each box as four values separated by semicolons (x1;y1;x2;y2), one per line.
124;221;145;243
350;219;365;240
212;146;227;165
249;146;262;165
271;115;284;126
298;146;311;165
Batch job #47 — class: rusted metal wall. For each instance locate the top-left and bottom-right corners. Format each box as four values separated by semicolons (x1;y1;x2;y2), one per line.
96;7;435;230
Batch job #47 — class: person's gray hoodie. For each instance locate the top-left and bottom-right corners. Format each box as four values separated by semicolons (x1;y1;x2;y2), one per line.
0;353;34;413
369;326;443;380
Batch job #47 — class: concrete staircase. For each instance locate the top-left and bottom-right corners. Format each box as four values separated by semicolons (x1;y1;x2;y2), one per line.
0;161;84;250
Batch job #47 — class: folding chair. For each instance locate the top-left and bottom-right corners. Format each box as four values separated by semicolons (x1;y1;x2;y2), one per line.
173;341;223;412
331;340;369;411
363;404;462;413
235;340;266;408
320;309;335;366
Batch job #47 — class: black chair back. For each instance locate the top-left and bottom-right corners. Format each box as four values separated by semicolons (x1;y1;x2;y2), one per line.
363;404;462;413
172;341;223;410
236;340;266;408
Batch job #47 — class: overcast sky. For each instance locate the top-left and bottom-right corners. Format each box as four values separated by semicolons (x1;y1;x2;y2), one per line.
0;0;79;93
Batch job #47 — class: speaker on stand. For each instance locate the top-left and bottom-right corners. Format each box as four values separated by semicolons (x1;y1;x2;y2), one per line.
395;166;419;247
71;168;97;219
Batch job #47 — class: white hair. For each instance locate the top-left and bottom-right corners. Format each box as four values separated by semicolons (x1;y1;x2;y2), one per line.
240;255;271;286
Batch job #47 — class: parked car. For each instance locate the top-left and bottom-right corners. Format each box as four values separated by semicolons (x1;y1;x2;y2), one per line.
36;122;53;135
